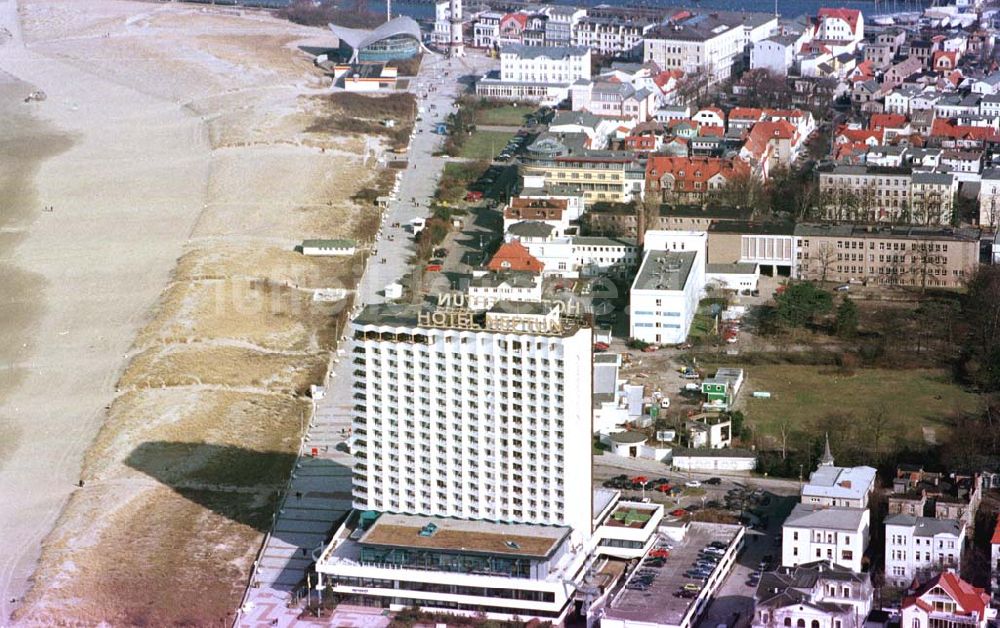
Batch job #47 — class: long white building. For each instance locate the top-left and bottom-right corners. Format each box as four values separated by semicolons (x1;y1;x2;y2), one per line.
316;302;664;621
884;515;964;588
476;44;591;103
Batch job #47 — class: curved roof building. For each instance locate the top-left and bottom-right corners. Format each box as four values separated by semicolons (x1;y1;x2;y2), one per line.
330;16;423;63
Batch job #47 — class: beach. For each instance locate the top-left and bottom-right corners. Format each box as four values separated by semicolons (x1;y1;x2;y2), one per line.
0;0;389;622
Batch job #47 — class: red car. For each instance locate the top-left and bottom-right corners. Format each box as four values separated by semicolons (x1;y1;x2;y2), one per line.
670;508;688;517
593;342;610;351
464;191;483;201
425;264;442;272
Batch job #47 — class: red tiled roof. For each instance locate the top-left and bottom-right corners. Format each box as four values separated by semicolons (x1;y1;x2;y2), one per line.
990;514;1000;545
653;70;684;88
699;125;724;137
931;118;1000;142
487;240;543;273
742;119;797;159
818;7;861;32
836;125;884;144
903;572;989;618
501;13;528;29
728;107;765;121
934;51;958;68
646;156;749;193
506;198;567;221
869;113;908;130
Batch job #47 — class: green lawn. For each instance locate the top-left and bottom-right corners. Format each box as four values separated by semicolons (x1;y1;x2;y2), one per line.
476;105;529;126
737;365;983;448
457;130;515;160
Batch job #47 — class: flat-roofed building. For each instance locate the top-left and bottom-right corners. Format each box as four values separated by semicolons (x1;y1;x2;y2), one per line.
315;303;662;621
629;249;704;345
521;134;645;203
817;164;957;225
707;221;797;277
794;223;980;289
602;523;745;628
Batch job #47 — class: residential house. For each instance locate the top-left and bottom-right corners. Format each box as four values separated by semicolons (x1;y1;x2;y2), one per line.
902;572;995;628
812;8;864;54
486;240;545;273
782;504;870;573
753;561;873;628
884;515;964;588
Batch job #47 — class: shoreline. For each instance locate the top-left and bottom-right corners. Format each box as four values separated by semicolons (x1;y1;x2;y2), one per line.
0;0;214;618
0;0;389;622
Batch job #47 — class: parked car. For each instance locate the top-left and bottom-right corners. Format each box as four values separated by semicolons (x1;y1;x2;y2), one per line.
685;480;702;488
705;477;722;485
464;190;483;201
670;508;688;517
593;341;610;351
425;264;442;272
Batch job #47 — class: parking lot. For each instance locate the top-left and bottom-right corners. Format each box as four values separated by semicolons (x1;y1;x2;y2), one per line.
601;523;743;627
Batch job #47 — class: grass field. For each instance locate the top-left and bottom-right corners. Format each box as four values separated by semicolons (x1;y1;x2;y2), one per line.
476;105;530;126
457;130;515;160
738;365;983;447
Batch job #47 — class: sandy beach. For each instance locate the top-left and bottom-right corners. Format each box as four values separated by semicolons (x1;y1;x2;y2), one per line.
0;0;390;622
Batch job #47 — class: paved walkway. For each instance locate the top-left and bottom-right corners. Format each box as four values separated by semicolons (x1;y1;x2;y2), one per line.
236;51;495;627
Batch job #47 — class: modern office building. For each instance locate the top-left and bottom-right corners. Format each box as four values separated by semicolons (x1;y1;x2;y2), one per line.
629;249;703;345
315;303;662;621
794;224;980;288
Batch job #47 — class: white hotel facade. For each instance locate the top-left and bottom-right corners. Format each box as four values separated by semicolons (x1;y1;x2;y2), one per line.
315;303;664;621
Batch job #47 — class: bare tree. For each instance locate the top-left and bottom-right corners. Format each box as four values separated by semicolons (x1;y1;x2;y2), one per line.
865;403;890;464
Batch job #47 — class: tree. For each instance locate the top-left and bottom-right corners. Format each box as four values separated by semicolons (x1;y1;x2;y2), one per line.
834;296;859;338
864;403;890;464
775;282;833;328
961;266;1000;391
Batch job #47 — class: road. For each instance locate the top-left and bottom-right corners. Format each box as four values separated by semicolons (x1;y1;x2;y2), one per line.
235;50;496;627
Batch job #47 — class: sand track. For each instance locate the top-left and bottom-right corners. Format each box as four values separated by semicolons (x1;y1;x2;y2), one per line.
0;0;386;622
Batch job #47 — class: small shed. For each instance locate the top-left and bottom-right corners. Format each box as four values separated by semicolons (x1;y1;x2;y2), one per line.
384;282;403;299
302;239;357;256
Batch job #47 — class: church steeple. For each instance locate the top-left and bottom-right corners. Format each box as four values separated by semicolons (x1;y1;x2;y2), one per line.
819;433;835;466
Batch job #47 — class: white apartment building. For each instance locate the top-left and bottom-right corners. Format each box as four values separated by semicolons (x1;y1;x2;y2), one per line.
643;18;745;87
572;16;654;56
629;249;704;345
753;561;873;628
347;302;593;532
473;11;502;48
884;515;964;588
542;6;585;46
979;168;1000;228
499;44;589;83
751;34;801;76
783;504;870;573
476;44;591;103
518;235;639;278
463;271;543;310
818;165;957;225
315;302;650;622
